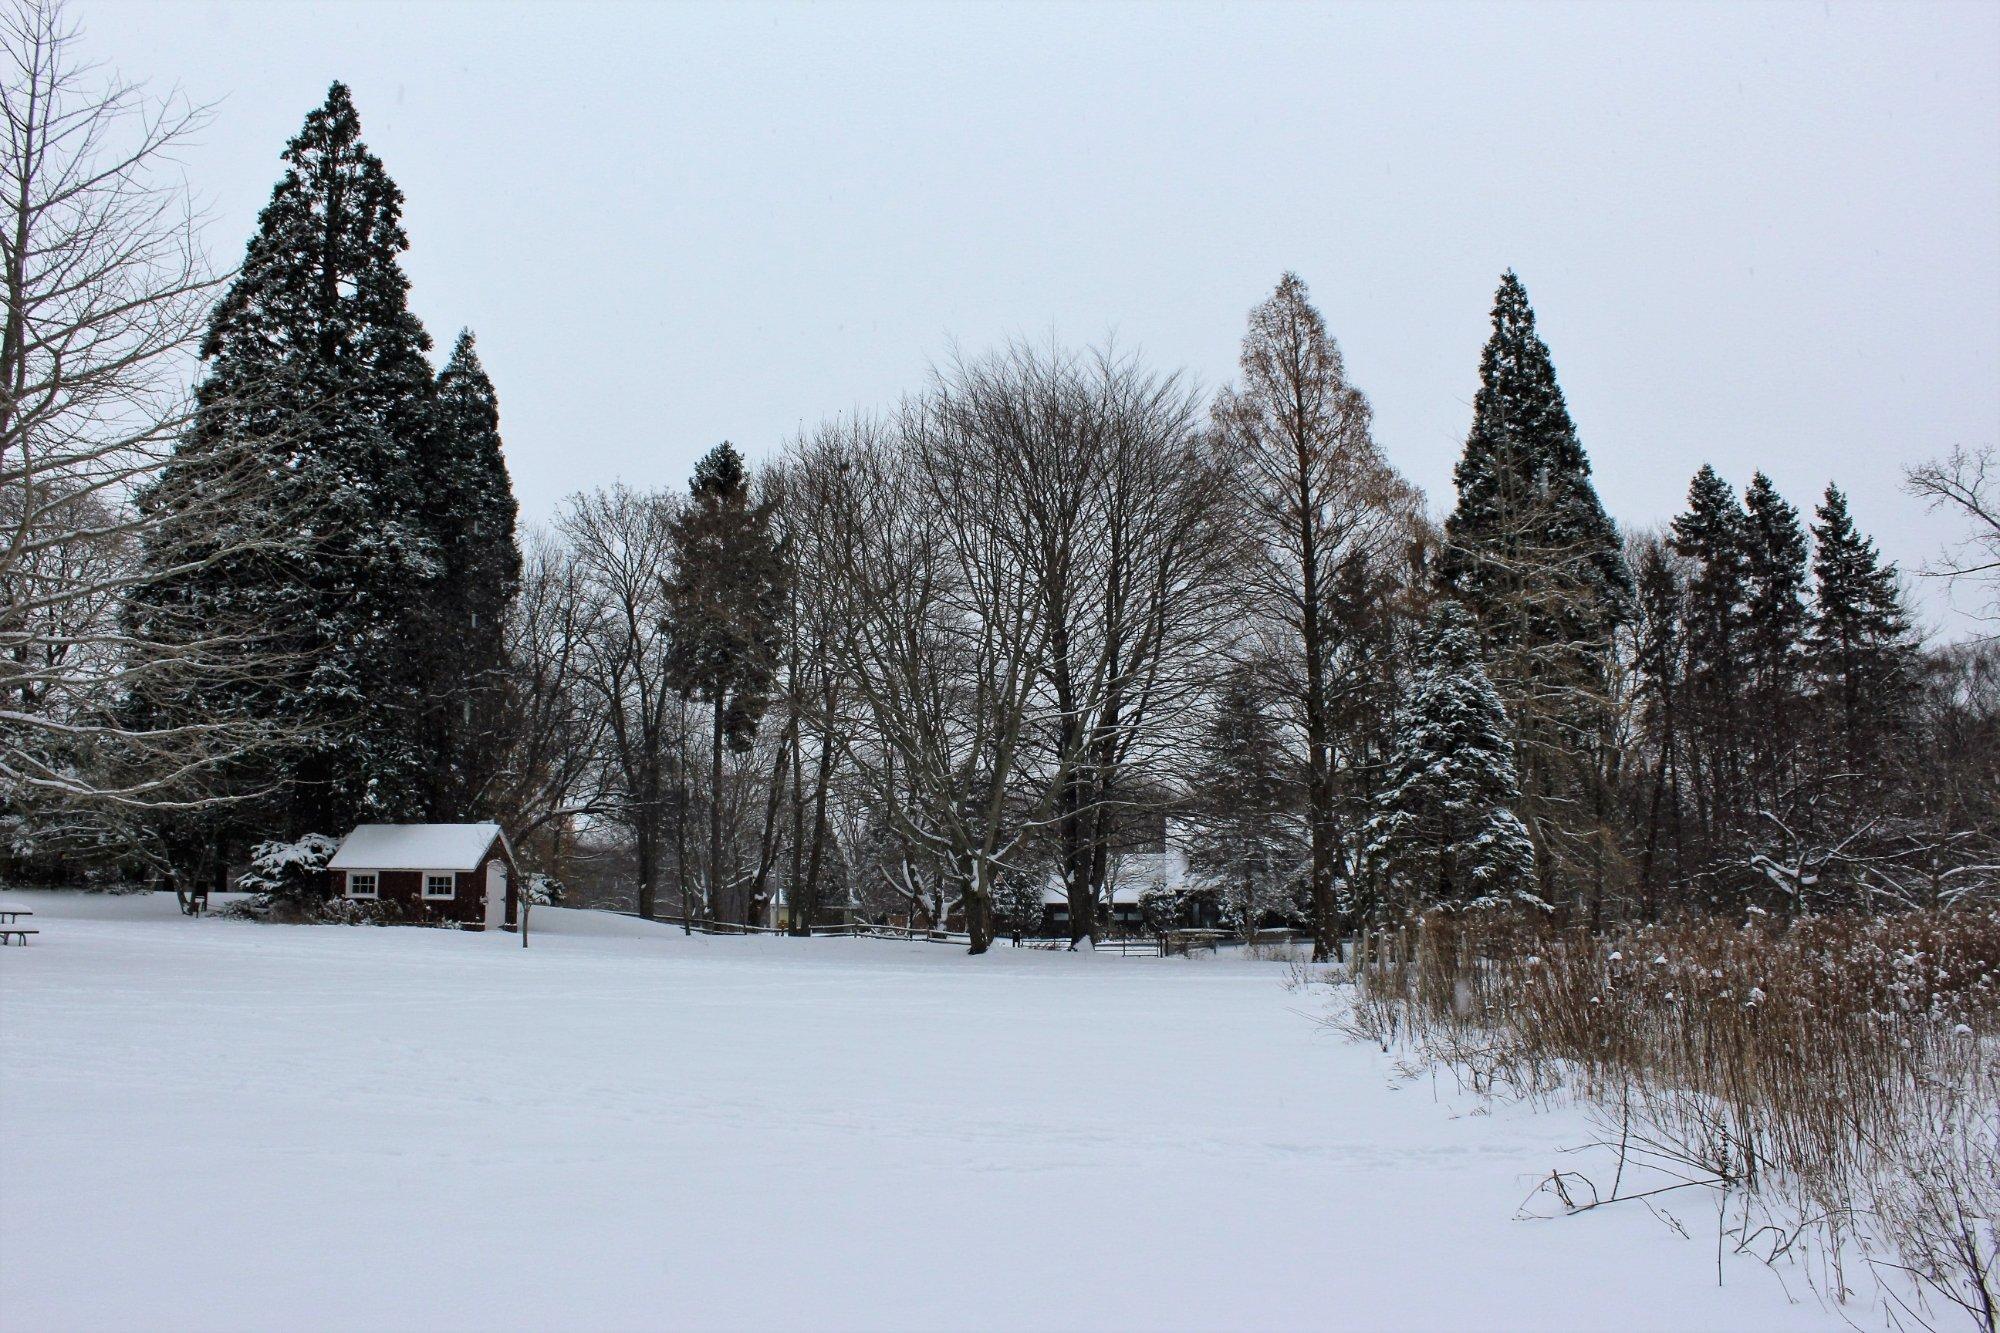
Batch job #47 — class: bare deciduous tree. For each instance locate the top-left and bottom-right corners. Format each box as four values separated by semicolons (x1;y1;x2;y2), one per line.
982;343;1233;945
558;485;681;921
1908;445;2000;638
1;0;299;874
1214;273;1424;960
487;529;606;858
786;405;1045;954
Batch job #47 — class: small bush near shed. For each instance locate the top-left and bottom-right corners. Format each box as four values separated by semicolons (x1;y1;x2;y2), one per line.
233;834;340;909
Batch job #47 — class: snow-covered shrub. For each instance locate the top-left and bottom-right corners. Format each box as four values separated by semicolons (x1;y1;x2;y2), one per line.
1343;909;2000;1327
523;872;564;907
312;896;432;927
235;833;340;907
989;874;1046;938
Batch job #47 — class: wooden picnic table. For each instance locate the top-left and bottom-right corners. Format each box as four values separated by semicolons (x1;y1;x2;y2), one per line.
0;907;35;945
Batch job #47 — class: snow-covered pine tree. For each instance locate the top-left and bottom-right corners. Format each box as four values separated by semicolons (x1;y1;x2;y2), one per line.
1365;602;1538;915
131;83;441;840
1669;465;1750;862
1439;271;1629;914
420;331;522;818
1183;663;1306;939
663;442;785;925
1739;472;1810;808
1442;273;1630;656
1809;485;1914;774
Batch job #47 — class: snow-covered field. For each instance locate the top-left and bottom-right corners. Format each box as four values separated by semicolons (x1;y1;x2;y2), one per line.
1;892;1845;1333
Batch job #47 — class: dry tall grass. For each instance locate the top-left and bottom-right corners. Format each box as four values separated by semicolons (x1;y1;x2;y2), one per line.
1344;910;1999;1330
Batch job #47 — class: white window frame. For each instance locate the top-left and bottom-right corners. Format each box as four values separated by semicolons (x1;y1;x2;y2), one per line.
345;871;379;900
422;871;457;901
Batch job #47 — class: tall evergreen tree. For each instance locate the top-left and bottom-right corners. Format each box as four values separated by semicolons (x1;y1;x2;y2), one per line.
1669;465;1750;861
664;442;785;925
1365;602;1538;914
1440;271;1630;915
1810;485;1913;774
130;82;441;842
422;331;522;818
1739;471;1810;806
1442;272;1630;654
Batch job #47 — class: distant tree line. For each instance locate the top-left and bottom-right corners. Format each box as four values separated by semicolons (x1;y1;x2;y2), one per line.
5;1;1995;952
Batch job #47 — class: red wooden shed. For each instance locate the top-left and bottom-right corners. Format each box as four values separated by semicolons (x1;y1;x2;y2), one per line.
326;823;518;930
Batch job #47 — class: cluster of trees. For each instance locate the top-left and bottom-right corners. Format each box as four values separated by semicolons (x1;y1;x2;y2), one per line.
511;267;1996;955
6;0;1995;953
1;17;516;895
1626;469;1993;916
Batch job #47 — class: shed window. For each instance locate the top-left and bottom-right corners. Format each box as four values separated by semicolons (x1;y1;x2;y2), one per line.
423;873;456;900
345;871;378;899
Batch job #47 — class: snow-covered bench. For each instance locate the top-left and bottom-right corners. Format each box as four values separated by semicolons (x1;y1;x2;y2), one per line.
0;908;35;945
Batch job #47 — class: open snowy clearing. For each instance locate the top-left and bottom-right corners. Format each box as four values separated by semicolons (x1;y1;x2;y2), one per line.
2;893;1847;1332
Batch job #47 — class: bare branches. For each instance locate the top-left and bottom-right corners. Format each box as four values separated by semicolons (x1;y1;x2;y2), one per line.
485;528;607;848
0;0;311;857
1213;272;1426;957
554;484;682;919
1908;445;2000;635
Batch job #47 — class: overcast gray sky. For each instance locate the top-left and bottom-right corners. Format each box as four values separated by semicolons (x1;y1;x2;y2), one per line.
85;0;2000;636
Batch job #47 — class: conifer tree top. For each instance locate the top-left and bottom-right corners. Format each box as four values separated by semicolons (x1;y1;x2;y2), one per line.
1443;270;1632;637
1672;465;1742;552
437;330;497;418
445;328;482;372
691;441;750;503
1812;486;1903;608
1742;472;1808;580
202;80;430;372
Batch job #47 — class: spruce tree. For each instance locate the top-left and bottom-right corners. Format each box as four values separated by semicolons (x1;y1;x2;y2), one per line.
422;331;522;817
1365;602;1538;914
1809;485;1913;773
1740;472;1809;806
132;82;440;840
664;442;785;925
1670;465;1749;859
1440;271;1629;913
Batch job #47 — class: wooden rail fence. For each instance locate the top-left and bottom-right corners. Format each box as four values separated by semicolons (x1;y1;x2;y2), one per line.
611;910;1256;958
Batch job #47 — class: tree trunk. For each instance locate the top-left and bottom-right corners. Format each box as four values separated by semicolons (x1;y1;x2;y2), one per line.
1061;769;1095;947
709;700;729;924
672;746;693;933
634;816;657;920
799;719;836;934
748;709;795;929
964;864;995;956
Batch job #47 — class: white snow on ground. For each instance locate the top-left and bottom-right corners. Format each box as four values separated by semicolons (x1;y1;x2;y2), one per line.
1;892;1848;1333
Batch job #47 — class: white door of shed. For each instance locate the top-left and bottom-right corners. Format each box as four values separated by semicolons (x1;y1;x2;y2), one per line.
485;861;507;930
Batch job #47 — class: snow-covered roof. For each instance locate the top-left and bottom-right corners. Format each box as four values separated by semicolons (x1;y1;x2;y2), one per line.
1041;849;1189;906
328;823;505;872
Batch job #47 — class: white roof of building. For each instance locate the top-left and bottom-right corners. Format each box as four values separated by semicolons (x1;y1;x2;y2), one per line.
1040;849;1190;906
328;823;505;872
